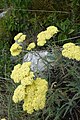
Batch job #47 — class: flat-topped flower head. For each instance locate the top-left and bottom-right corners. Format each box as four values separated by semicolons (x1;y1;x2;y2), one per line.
10;43;22;56
46;26;59;35
37;26;58;46
14;33;26;43
14;33;23;41
11;62;33;85
62;42;80;61
27;42;36;50
18;34;26;43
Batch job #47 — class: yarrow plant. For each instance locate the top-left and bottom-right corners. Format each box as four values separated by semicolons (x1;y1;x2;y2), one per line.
10;25;59;114
62;42;80;61
10;25;80;116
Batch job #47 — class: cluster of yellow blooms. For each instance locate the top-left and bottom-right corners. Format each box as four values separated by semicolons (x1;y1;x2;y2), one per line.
11;62;48;114
10;33;26;56
10;26;58;113
23;78;48;114
10;42;22;56
11;62;34;85
37;26;59;46
14;33;26;42
10;33;36;56
62;42;80;61
10;26;58;56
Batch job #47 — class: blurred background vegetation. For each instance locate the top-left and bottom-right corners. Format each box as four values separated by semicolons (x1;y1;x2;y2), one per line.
0;0;80;120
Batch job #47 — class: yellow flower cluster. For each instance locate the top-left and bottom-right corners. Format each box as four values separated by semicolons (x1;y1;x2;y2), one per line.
10;33;27;56
62;42;80;61
37;26;58;46
11;62;48;114
23;78;48;114
10;43;22;56
14;33;26;43
27;42;36;50
10;26;58;55
13;85;25;103
11;62;34;85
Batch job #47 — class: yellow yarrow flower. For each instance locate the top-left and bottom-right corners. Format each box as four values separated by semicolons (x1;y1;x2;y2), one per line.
62;42;80;61
37;26;58;46
27;42;36;50
23;78;48;114
10;43;22;56
37;39;46;46
21;72;34;86
14;33;26;43
11;62;33;85
44;30;53;40
11;62;48;114
12;85;25;103
11;64;21;83
18;34;26;43
37;31;46;39
14;33;23;41
46;26;59;35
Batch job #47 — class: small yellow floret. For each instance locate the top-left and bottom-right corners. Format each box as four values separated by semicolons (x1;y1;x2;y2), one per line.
27;42;36;50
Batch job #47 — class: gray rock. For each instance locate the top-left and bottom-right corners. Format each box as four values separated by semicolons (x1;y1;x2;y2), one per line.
23;51;49;72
